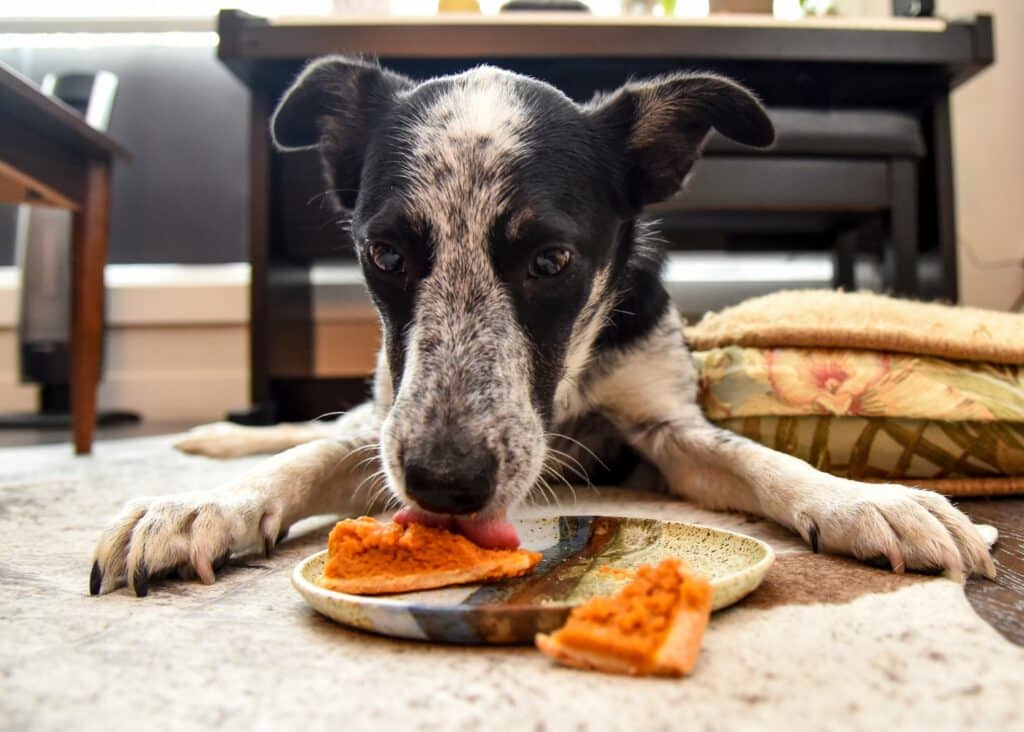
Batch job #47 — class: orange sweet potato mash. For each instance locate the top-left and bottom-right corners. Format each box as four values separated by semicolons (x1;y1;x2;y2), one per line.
318;517;542;595
536;558;712;676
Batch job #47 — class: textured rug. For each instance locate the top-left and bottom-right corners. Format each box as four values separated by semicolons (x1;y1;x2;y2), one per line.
2;436;1023;731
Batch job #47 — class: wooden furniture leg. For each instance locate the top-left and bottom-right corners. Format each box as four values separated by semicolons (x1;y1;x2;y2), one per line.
932;96;959;302
832;227;859;291
70;161;110;455
885;158;919;296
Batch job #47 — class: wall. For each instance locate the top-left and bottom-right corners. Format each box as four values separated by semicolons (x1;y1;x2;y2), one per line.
0;42;249;265
841;0;1024;311
0;265;250;422
940;0;1024;311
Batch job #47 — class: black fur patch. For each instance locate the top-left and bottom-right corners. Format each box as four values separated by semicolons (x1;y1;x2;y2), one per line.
272;59;773;433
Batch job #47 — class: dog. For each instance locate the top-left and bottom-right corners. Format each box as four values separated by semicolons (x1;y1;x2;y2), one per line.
90;58;995;596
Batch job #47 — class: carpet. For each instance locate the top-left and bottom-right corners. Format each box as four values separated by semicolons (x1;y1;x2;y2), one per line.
2;435;1022;731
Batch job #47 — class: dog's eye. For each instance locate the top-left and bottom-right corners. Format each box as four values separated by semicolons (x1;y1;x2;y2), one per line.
368;242;404;274
530;247;572;278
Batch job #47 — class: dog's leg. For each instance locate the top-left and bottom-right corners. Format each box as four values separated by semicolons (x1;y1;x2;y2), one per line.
593;311;995;581
174;421;337;458
92;402;384;595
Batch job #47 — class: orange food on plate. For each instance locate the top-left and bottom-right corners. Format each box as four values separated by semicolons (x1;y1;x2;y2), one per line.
318;516;542;595
535;558;712;677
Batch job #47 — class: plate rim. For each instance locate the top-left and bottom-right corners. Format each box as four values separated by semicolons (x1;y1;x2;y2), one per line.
291;515;776;614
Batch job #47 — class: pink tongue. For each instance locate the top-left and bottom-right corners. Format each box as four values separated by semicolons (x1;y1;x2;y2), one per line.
454;516;520;550
393;507;520;550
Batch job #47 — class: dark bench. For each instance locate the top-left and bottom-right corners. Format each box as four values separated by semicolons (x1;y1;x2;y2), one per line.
657;108;926;295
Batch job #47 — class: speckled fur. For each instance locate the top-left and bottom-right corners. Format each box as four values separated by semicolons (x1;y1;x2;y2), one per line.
378;70;545;517
92;59;995;595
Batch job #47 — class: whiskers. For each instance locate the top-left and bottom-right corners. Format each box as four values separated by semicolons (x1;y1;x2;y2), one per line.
348;442;400;513
528;434;604;512
545;431;609;473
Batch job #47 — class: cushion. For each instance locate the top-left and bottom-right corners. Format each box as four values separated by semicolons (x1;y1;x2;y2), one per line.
715;415;1024;487
687;290;1024;365
690;291;1024;495
695;345;1024;495
695;346;1024;422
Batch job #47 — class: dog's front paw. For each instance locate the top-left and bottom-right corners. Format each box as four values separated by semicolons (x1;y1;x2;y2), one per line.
174;422;257;458
791;483;996;582
90;489;285;597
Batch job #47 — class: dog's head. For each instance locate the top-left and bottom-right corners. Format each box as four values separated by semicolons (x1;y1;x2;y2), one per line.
272;58;772;543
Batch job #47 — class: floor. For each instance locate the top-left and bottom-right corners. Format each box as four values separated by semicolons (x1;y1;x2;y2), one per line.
4;422;1021;646
8;439;1021;730
0;421;192;447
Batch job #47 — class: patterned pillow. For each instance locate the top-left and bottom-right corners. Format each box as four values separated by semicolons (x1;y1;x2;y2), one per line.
694;346;1024;495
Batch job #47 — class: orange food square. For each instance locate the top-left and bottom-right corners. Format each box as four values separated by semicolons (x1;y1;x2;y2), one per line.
536;558;712;676
318;516;542;595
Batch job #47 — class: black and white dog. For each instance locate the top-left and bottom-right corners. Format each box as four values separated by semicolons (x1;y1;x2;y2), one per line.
91;58;994;596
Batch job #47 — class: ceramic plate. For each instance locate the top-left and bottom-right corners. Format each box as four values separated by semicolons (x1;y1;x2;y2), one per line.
292;515;774;645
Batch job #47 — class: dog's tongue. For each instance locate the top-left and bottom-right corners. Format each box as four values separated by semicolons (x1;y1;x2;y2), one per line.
453;516;520;550
393;508;520;550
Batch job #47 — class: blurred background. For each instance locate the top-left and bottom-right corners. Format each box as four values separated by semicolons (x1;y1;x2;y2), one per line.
0;0;1020;430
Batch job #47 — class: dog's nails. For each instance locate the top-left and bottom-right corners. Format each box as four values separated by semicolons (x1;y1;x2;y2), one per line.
259;512;283;558
195;556;216;585
90;561;102;596
886;546;905;575
982;553;997;581
132;564;150;598
808;524;819;554
276;526;290;546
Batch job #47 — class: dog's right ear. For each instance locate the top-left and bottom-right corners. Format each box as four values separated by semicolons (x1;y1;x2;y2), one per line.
271;56;412;208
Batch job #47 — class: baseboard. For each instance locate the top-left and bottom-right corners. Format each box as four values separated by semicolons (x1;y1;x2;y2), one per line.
98;372;248;422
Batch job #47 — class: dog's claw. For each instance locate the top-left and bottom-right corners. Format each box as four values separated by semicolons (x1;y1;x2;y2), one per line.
132;564;150;598
89;561;102;596
794;485;994;581
983;554;997;581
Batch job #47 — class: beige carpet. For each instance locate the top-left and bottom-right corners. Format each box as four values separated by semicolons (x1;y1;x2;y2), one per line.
2;436;1023;731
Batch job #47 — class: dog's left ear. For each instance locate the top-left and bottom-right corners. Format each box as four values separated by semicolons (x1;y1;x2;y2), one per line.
589;73;774;209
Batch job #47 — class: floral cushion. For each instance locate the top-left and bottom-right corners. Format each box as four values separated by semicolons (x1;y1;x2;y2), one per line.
716;416;1024;480
695;347;1024;489
695;346;1024;422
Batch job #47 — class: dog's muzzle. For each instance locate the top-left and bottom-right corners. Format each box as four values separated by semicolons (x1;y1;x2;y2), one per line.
402;438;497;515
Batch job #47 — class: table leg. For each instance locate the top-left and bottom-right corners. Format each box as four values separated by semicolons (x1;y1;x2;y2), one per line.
241;91;275;424
885;159;919;297
70;161;110;455
832;227;859;291
932;96;959;303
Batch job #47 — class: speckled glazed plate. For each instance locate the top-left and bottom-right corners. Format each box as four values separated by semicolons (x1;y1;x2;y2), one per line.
293;515;774;645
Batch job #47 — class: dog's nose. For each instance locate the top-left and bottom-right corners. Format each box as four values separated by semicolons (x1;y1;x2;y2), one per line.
403;446;497;515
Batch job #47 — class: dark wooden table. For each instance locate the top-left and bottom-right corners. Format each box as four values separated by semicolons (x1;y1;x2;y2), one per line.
0;63;129;455
217;10;995;423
